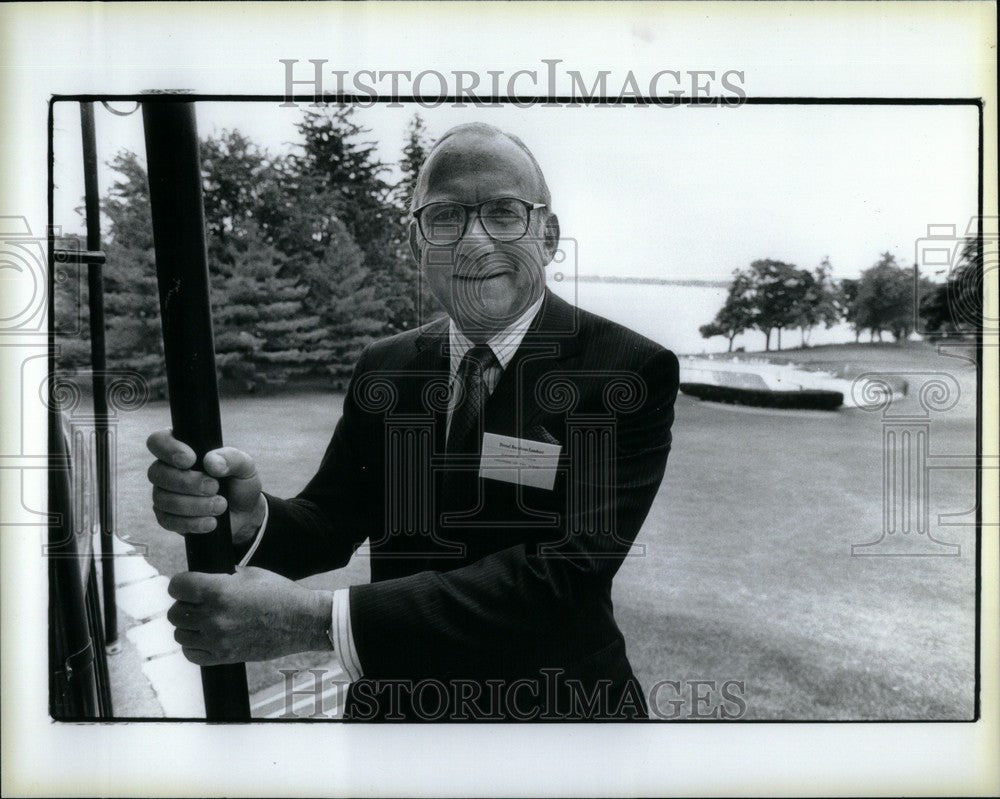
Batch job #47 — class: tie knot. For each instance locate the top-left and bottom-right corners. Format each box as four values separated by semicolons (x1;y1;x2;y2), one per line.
461;345;496;372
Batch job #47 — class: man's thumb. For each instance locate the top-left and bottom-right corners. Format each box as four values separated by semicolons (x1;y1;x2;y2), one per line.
203;448;257;480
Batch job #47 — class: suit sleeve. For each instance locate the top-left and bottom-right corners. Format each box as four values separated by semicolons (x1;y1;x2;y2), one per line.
348;346;680;677
239;344;377;579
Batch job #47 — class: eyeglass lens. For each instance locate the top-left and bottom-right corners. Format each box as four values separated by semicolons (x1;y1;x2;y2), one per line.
422;199;531;244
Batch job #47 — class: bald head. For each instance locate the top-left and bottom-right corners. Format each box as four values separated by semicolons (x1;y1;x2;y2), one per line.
410;123;552;213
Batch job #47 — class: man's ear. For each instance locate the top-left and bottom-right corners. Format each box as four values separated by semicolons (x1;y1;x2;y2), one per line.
542;212;560;263
408;220;422;264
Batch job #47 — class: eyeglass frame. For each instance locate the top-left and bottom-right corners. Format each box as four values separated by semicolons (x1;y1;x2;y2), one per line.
412;196;548;246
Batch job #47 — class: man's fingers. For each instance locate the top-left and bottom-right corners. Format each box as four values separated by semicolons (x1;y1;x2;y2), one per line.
166;600;202;628
146;428;196;469
147;460;218;496
154;508;217;534
173;628;204;646
168;572;216;602
152;486;227;518
181;646;214;666
203;447;257;480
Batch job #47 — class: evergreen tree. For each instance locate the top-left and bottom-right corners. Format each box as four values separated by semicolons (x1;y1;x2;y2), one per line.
199;129;344;386
392;112;441;327
290;106;396;272
70;114;439;395
395;113;431;211
53;233;93;373
98;150;166;394
289;106;422;336
210;222;331;390
91;140;348;393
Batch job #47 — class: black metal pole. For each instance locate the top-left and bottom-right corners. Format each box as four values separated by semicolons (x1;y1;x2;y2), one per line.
142;100;251;721
48;96;100;721
80;102;119;651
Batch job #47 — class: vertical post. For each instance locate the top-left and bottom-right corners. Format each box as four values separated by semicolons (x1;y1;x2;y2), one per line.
80;102;119;651
142;100;251;721
48;399;100;719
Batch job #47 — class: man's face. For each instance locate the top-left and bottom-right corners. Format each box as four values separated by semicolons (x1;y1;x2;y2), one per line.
409;132;559;342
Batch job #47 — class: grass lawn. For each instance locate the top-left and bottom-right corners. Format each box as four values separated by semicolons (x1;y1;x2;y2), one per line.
108;342;978;718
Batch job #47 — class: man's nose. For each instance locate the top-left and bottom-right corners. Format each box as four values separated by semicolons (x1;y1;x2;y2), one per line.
462;212;494;244
451;213;498;270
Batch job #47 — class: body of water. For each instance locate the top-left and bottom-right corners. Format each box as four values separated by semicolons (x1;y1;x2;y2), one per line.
547;278;860;356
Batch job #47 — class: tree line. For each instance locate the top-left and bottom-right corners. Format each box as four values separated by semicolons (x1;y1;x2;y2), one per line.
56;108;435;394
699;244;983;352
55;107;984;390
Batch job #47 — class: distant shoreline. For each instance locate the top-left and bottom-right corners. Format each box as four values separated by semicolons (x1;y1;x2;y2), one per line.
678;340;976;376
553;275;729;289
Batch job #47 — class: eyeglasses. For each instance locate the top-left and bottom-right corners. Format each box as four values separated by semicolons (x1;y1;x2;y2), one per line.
413;197;547;246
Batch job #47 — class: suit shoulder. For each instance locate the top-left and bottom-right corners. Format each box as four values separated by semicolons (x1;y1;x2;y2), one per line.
361;317;448;370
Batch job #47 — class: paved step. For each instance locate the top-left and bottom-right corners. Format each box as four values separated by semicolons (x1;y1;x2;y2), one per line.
94;531;345;720
250;662;347;719
94;531;204;717
125;615;178;660
116;574;173;622
141;650;206;718
113;555;159;586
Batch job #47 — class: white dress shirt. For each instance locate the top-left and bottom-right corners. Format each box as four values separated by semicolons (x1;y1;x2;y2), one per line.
240;292;546;683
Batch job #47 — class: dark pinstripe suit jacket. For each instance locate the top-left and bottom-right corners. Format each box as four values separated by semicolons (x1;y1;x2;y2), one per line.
245;289;679;720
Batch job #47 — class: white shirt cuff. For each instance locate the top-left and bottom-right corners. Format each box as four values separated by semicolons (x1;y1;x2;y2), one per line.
331;588;363;683
237;496;269;567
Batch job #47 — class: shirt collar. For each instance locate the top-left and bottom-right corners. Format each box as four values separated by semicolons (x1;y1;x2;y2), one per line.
448;292;546;375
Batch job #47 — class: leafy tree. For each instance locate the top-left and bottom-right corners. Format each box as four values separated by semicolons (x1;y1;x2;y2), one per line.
919;236;983;337
200;130;288;251
852;253;929;342
839;277;863;342
907;274;938;341
699;270;755;352
792;257;842;346
739;259;806;351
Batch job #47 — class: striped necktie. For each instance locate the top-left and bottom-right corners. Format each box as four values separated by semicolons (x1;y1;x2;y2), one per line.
446;344;497;456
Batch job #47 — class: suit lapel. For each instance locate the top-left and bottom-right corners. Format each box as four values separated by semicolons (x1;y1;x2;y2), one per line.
410;316;451;453
483;289;582;439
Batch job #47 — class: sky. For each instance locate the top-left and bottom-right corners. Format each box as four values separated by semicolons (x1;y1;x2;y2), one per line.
51;100;980;283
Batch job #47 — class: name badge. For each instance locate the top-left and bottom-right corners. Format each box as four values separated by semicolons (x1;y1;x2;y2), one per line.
479;432;561;490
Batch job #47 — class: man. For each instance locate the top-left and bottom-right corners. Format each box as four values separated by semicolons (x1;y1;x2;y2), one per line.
148;122;679;720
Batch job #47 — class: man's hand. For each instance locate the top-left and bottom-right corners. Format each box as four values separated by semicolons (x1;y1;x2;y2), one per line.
146;429;265;547
167;567;333;665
